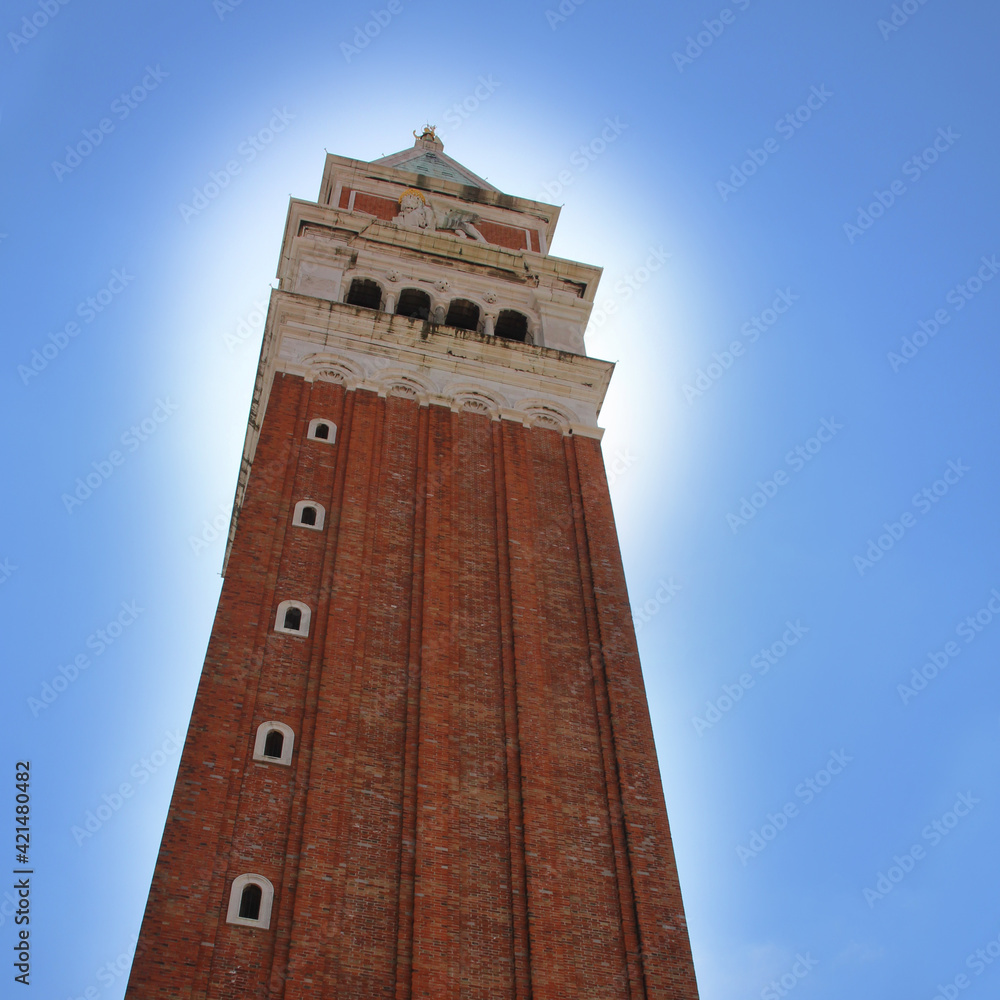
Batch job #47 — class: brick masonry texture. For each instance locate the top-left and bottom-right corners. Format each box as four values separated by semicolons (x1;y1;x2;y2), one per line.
125;371;700;1000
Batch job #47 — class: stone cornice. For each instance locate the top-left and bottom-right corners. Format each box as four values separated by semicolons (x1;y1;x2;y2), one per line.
222;289;614;575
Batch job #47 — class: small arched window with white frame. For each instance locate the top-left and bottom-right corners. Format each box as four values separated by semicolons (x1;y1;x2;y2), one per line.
292;500;325;531
274;600;311;637
307;418;337;443
253;721;295;766
226;873;275;929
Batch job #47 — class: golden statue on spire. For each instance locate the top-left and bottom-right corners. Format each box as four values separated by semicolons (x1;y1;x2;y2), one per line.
413;124;438;142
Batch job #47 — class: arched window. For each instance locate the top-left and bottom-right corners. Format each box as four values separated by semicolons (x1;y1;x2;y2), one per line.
345;278;382;310
262;730;283;758
396;288;431;320
239;883;262;919
307;418;337;443
494;309;529;343
253;720;295;765
292;500;325;530
226;874;275;929
445;298;480;331
274;600;311;637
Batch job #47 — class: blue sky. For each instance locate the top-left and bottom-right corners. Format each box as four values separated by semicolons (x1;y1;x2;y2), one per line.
2;1;998;998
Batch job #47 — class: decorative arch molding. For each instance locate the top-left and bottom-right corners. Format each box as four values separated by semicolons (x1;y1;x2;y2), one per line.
515;399;574;433
372;369;434;403
386;381;421;400
449;388;505;419
303;354;364;389
315;367;352;385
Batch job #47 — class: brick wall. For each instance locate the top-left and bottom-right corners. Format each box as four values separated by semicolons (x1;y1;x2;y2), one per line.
125;372;699;1000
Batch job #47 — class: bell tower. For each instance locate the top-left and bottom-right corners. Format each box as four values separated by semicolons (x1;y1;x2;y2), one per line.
125;128;700;1000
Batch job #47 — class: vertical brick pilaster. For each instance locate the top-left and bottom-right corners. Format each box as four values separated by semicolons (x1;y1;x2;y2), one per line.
572;436;700;1000
410;403;461;999
454;410;516;996
492;418;533;1000
394;402;430;1000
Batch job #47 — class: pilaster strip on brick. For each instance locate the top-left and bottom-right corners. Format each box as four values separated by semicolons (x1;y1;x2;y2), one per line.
411;403;461;999
492;418;533;1000
454;409;517;994
285;387;381;996
572;439;700;1000
564;435;647;1000
393;401;431;1000
527;425;631;996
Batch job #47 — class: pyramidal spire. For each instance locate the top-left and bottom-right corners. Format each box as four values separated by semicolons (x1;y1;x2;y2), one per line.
372;126;498;191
